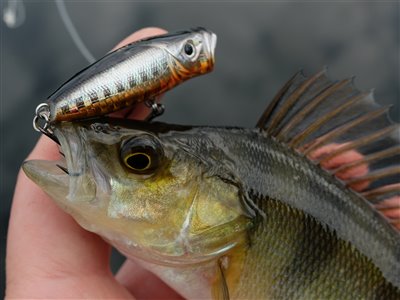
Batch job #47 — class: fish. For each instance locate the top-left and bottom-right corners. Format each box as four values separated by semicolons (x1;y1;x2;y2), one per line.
45;27;216;122
23;69;400;299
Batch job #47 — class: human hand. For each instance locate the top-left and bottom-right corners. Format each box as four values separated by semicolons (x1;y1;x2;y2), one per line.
6;27;184;299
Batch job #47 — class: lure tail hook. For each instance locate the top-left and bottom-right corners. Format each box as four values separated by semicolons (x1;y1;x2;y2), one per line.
33;103;60;145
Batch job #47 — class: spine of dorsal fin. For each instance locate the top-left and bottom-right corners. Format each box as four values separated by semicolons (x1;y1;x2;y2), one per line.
289;91;369;148
332;146;400;175
256;70;305;129
276;78;352;141
345;166;400;187
310;125;398;161
300;106;390;156
266;69;326;135
362;183;400;200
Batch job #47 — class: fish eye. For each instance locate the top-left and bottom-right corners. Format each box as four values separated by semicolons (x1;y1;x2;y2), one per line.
183;41;195;57
120;135;163;174
125;153;151;171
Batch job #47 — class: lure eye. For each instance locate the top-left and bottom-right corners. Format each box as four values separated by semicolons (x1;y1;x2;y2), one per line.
183;41;195;57
120;135;163;174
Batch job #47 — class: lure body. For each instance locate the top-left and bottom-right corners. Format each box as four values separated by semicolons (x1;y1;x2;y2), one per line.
46;28;216;122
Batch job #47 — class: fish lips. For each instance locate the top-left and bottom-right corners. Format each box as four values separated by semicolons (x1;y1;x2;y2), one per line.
22;126;96;206
23;159;70;199
22;159;94;227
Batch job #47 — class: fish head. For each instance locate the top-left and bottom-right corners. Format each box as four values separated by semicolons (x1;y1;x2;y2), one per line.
23;119;250;266
159;27;217;77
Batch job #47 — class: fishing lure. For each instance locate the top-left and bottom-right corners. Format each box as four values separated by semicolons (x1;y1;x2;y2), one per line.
33;27;217;139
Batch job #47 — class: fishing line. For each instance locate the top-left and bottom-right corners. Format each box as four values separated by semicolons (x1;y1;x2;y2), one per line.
54;0;96;64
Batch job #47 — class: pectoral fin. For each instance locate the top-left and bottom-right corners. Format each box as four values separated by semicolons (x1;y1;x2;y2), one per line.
212;257;230;300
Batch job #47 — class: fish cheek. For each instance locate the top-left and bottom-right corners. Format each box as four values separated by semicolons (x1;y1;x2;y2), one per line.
106;154;177;216
193;177;243;232
104;159;194;237
186;176;251;257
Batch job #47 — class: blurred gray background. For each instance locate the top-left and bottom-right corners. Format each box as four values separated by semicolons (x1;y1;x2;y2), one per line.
1;1;399;296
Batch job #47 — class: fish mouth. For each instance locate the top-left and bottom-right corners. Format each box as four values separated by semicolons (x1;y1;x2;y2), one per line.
22;124;96;208
23;159;70;197
22;157;95;206
22;158;82;218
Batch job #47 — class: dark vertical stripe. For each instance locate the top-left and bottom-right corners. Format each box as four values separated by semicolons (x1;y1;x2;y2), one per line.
103;87;111;98
76;97;85;109
115;82;124;93
141;71;148;82
61;104;69;114
152;67;160;77
90;92;99;104
128;76;136;88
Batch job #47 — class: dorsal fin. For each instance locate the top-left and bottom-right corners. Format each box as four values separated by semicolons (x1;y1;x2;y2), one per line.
257;69;400;231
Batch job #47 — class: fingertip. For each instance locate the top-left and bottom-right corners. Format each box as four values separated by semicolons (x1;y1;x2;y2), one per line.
27;135;61;161
113;27;168;50
116;259;184;299
132;27;168;39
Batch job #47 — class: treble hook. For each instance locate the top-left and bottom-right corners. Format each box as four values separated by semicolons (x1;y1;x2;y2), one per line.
144;99;165;122
33;103;60;145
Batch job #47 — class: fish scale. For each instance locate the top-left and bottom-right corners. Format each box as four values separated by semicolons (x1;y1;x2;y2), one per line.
233;198;397;299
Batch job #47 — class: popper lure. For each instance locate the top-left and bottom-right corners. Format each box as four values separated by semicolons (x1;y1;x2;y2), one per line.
33;27;217;140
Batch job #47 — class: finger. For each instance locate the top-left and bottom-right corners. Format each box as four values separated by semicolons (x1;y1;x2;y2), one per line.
112;27;167;51
310;144;400;229
7;136;109;274
6;135;125;297
308;143;369;191
116;259;184;300
109;27;167;120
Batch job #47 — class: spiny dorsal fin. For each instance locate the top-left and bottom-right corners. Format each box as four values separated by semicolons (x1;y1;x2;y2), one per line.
258;69;400;231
